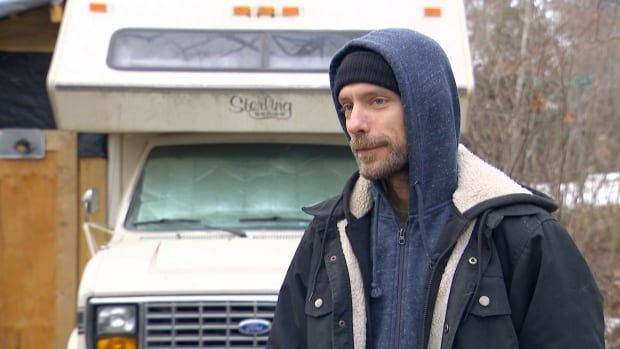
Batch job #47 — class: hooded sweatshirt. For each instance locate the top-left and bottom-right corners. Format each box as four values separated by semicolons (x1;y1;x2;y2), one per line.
329;28;461;348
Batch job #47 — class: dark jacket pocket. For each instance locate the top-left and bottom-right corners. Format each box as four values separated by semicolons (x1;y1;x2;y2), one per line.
304;282;333;347
469;276;512;317
453;277;518;349
304;288;333;317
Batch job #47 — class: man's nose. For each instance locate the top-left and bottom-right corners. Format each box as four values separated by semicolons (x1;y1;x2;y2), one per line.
346;105;369;135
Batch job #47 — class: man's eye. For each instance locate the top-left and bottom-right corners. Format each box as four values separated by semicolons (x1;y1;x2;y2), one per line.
373;97;387;105
340;103;353;115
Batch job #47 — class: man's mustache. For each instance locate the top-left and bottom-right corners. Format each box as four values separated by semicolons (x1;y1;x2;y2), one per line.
350;136;389;151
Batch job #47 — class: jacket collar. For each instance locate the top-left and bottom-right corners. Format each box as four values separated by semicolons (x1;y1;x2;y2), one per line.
452;144;532;215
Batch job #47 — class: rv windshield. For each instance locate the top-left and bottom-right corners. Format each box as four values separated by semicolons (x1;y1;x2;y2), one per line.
125;144;357;231
108;29;367;72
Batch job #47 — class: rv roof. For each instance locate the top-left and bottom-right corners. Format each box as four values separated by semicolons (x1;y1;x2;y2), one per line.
49;0;473;90
47;0;474;133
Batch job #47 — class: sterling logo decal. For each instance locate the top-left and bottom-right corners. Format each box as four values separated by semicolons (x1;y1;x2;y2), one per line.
229;95;292;120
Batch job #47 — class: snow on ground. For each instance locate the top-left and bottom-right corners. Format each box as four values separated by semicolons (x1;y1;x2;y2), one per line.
607;317;620;334
534;172;620;208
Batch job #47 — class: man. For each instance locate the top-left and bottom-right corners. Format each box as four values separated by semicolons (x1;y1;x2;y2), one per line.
267;28;604;348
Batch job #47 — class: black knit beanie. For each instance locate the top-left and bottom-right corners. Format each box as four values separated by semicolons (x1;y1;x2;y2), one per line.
333;50;399;98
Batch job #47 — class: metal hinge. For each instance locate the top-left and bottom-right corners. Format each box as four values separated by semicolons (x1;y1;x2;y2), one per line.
0;129;45;159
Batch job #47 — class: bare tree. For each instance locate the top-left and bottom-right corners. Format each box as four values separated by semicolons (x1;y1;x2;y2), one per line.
465;0;619;187
464;0;620;345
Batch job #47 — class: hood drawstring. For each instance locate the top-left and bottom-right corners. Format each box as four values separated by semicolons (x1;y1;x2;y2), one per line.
370;189;382;299
462;211;497;322
307;197;342;303
462;226;485;323
414;182;432;260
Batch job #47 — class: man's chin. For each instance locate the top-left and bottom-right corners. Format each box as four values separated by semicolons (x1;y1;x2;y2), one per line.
358;163;409;182
358;167;384;181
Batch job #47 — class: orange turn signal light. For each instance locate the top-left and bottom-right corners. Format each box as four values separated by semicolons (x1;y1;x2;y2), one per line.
96;336;136;349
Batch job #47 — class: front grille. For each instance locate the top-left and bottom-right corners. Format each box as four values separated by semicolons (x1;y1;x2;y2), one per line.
143;300;276;349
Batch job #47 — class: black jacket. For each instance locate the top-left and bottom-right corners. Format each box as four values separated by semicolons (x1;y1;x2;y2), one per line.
267;147;605;349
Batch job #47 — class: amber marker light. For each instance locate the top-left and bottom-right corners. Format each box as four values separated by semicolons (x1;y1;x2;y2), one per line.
233;6;251;16
282;6;300;16
258;6;275;17
424;6;442;17
89;2;107;13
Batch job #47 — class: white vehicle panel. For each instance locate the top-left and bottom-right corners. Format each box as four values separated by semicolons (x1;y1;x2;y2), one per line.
86;237;300;296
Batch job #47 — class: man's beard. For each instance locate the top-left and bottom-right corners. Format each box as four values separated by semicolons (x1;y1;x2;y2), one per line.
350;135;408;181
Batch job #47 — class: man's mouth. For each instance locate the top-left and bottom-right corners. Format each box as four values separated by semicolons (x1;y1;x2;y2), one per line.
355;146;381;154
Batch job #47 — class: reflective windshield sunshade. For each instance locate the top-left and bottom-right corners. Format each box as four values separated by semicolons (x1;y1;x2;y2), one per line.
124;143;356;231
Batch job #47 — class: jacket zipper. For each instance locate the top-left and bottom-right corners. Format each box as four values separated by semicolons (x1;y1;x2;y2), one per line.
394;226;406;349
418;222;472;349
419;257;437;348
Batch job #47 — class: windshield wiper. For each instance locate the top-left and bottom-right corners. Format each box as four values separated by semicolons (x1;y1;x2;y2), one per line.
133;218;201;226
132;219;246;237
239;216;312;223
202;225;247;238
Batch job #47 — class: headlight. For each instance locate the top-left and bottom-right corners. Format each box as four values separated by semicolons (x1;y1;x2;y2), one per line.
95;305;137;349
97;305;136;334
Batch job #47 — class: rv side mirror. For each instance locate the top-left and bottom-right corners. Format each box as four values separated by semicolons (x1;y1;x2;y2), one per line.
82;188;100;216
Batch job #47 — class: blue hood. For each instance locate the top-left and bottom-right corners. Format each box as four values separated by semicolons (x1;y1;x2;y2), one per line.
329;29;462;347
329;28;460;214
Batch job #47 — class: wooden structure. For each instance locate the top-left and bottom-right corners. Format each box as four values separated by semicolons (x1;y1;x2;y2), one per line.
0;130;108;349
1;6;109;348
0;131;77;349
0;5;59;52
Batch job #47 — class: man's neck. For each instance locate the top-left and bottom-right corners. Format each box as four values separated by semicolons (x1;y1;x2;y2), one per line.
385;170;409;214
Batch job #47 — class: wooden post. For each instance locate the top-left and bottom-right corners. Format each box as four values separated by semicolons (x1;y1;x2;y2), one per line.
50;131;78;349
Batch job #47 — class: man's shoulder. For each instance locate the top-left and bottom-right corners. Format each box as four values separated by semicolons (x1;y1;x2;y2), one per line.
301;171;359;219
488;202;567;257
301;194;343;218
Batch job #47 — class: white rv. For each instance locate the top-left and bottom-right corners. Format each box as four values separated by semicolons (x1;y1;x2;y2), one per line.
47;0;473;348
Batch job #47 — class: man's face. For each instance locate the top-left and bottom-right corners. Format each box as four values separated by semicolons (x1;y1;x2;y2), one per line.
338;82;408;181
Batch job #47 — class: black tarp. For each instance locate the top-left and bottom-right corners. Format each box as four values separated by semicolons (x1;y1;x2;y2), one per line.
0;50;107;157
0;50;55;128
77;133;107;157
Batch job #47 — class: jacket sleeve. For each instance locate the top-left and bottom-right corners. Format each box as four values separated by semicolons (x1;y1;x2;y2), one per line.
267;224;315;349
509;216;605;348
